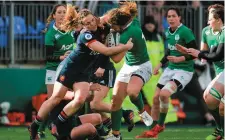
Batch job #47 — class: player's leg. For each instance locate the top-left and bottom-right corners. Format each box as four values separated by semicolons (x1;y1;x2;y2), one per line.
52;82;90;134
147;70;193;138
90;85;111;112
204;73;224;140
29;81;68;139
105;81;128;140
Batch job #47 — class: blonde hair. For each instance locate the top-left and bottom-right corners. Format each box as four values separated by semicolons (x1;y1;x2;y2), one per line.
42;4;66;33
108;1;137;26
61;4;79;32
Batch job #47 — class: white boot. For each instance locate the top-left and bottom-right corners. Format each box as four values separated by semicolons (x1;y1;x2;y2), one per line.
139;111;153;126
105;133;121;140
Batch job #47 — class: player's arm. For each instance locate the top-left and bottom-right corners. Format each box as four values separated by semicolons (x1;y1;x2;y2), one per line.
160;48;170;66
110;51;126;63
182;40;198;60
45;33;65;62
198;43;224;61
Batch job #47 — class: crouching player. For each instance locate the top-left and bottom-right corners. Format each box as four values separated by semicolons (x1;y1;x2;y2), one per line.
49;88;105;140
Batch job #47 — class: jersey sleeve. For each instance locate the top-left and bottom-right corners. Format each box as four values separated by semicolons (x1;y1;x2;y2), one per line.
201;27;207;43
183;28;196;44
45;32;55;46
80;32;97;47
218;30;224;44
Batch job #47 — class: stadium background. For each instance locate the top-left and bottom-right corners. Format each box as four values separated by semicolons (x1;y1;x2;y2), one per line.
0;0;224;139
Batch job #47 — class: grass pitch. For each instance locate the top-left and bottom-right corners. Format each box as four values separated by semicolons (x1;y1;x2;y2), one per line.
0;125;213;140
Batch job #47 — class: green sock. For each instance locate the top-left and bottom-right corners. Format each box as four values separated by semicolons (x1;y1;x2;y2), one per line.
38;119;47;132
210;108;221;130
220;116;224;136
148;120;158;130
158;113;167;126
111;109;122;131
130;93;144;111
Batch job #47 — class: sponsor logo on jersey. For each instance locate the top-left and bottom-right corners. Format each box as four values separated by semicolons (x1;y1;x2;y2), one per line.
175;34;180;41
100;80;105;84
85;33;92;40
61;44;73;50
168;44;177;50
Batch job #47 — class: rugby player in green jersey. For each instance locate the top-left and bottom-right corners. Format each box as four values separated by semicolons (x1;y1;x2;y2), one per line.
137;7;197;138
104;2;153;140
183;6;224;140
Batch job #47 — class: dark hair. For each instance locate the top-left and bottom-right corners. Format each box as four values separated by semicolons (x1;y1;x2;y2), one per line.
207;4;224;12
43;4;66;33
211;8;224;23
166;7;181;17
108;1;137;26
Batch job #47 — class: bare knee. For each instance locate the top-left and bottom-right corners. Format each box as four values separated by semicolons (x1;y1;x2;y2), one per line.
159;91;170;102
127;87;139;100
85;123;96;134
153;95;160;108
90;113;102;125
49;96;63;106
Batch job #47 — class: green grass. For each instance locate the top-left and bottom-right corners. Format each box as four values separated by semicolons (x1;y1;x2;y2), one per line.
0;125;213;140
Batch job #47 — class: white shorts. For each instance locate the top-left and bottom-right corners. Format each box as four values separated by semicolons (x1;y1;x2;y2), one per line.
115;61;152;84
45;70;57;84
216;71;224;85
158;68;193;90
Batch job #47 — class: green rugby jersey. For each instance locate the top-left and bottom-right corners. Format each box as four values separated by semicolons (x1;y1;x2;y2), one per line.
202;26;224;74
165;24;195;72
45;24;75;70
119;20;149;66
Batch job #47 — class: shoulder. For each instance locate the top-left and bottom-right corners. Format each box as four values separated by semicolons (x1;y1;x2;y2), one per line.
202;26;210;35
180;25;193;33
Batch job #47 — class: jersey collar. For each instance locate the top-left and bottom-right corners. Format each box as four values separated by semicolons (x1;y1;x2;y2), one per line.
168;23;183;35
53;23;67;35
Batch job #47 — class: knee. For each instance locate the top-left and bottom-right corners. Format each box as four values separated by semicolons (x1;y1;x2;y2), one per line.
153;95;160;106
127;87;139;99
85;123;96;134
159;91;169;102
91;113;102;125
49;96;63;106
74;95;86;107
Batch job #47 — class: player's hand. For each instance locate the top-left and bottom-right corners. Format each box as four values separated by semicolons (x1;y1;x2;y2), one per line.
94;67;105;77
175;44;188;54
125;38;133;50
167;56;185;63
64;50;71;57
187;48;200;58
153;63;162;75
89;82;101;91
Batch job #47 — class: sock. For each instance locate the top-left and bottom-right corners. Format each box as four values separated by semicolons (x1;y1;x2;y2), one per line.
38;119;48;132
158;113;167;126
149;120;158;130
220;116;224;136
54;110;69;126
210;108;221;130
87;130;101;140
96;123;108;136
130;93;144;112
111;109;122;131
103;118;112;130
30;115;43;138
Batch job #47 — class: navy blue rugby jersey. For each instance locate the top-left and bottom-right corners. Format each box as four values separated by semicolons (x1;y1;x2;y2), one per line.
65;30;100;73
